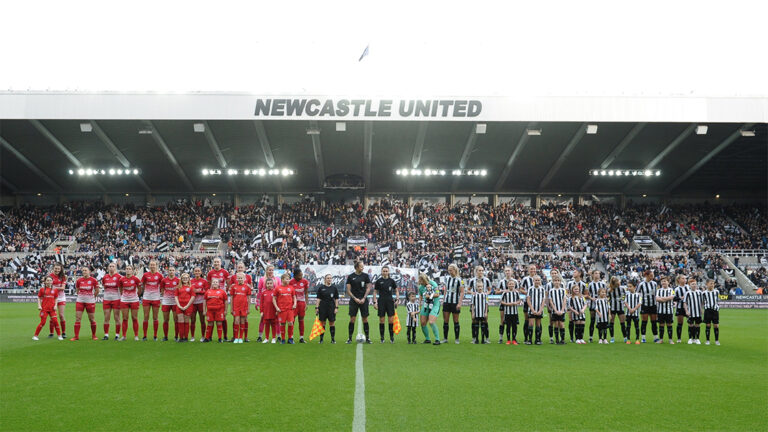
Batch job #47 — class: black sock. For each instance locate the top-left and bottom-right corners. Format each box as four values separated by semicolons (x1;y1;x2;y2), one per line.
330;326;335;341
569;321;574;340
676;323;683;340
667;325;673;340
659;325;665;341
554;326;560;343
651;320;658;336
482;322;488;341
535;325;542;342
523;320;529;340
641;320;648;336
560;328;565;342
620;322;627;338
696;326;701;339
454;322;460;340
688;325;693;339
512;322;518;341
499;324;504;338
363;322;369;339
635;320;640;339
443;323;449;340
388;323;394;339
348;322;354;339
472;322;479;340
379;323;385;339
505;321;511;340
548;324;553;338
609;321;615;337
714;327;719;341
589;316;596;337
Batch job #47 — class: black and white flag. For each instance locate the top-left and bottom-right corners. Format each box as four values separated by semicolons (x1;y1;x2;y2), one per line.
271;237;283;246
251;234;263;247
10;257;22;270
265;231;275;245
331;229;340;238
217;216;228;229
379;245;390;254
452;244;464;259
381;257;390;267
157;241;170;252
374;215;386;228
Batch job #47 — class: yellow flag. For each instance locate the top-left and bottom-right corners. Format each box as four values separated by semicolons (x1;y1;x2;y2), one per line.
393;313;402;335
309;317;325;341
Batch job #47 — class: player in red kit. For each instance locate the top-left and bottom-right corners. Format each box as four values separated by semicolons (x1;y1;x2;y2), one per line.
203;279;227;343
101;262;122;340
230;273;252;343
119;265;142;341
190;267;209;342
256;264;281;342
48;263;67;338
273;273;297;344
71;266;100;341
33;276;63;340
289;268;310;343
140;260;163;341
175;273;196;342
207;258;230;341
258;279;278;343
160;267;180;341
229;262;253;342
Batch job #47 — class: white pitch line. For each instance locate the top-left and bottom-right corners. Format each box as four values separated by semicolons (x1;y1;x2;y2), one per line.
353;318;366;432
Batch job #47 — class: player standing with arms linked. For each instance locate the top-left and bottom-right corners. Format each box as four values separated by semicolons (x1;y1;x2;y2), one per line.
71;266;99;341
289;268;310;343
160;267;180;341
175;273;195;342
189;267;209;342
140;260;163;341
118;265;142;341
203;279;227;342
346;261;373;344
373;265;399;343
256;265;281;342
101;263;122;340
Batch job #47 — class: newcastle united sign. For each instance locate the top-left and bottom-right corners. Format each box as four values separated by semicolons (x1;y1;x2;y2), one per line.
254;98;482;119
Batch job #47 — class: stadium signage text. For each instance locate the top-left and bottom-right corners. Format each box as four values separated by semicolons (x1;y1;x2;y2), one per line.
254;98;482;119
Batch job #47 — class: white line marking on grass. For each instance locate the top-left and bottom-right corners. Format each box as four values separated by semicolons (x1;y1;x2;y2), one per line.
353;318;366;432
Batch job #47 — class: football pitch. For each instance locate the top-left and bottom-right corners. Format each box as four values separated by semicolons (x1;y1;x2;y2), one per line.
1;304;766;432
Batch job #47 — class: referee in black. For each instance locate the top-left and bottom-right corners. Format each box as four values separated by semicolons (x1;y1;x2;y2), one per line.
315;274;339;343
373;265;399;343
346;261;373;344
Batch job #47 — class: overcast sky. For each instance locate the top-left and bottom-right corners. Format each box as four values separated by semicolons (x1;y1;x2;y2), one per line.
2;0;766;97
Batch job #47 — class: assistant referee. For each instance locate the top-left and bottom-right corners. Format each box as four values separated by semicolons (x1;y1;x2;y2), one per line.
373;265;399;344
346;261;372;344
315;274;339;344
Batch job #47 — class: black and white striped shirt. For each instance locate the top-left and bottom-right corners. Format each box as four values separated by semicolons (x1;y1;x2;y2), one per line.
624;292;642;317
608;286;626;311
674;285;690;310
594;298;610;322
638;280;658;307
501;290;520;316
570;280;589;296
569;296;586;321
684;290;703;318
471;292;488;318
468;277;492;294
406;301;420;327
520;276;535;295
527;286;547;313
584;280;601;308
702;290;720;311
443;276;463;304
498;278;517;293
656;287;675;315
548;286;568;313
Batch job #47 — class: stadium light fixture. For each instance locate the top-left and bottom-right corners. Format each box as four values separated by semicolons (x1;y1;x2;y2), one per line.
590;169;661;177
306;127;321;135
193;123;205;133
586;124;598;134
72;167;140;176
79;122;92;133
526;129;542;136
715;194;720;199
138;128;153;135
696;125;708;135
117;169;123;175
740;130;755;137
108;169;115;175
336;122;346;132
476;124;487;134
227;169;238;176
68;169;74;175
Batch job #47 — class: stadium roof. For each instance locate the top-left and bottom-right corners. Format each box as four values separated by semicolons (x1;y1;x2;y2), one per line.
1;118;765;198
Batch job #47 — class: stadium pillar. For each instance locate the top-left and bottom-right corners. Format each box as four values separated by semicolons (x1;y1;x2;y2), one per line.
147;194;154;206
234;194;241;207
577;195;584;206
277;194;284;205
619;194;626;209
449;194;455;207
103;194;110;205
492;194;499;207
363;195;369;209
534;195;541;209
407;196;413;206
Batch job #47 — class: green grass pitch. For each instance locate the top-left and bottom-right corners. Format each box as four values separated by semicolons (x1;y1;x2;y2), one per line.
1;303;766;431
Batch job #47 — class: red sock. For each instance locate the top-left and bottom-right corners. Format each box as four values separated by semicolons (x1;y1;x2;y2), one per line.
60;319;66;334
288;325;294;339
122;320;128;336
184;323;190;338
264;321;271;339
190;320;196;337
74;322;81;339
272;322;278;338
52;318;61;335
132;318;139;336
201;321;206;337
115;320;121;337
49;320;53;334
223;319;228;339
173;321;178;338
163;321;169;338
35;316;46;336
153;320;159;338
142;320;148;337
206;324;213;340
104;323;110;336
299;320;305;336
233;324;239;340
281;324;286;339
216;323;223;339
90;322;97;338
243;322;249;339
259;318;265;333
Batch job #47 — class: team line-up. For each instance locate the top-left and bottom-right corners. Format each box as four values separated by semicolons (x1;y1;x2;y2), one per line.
32;259;722;346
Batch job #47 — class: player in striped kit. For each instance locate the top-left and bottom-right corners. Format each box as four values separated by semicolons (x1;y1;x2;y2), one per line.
638;270;659;343
547;274;568;345
497;266;516;344
568;285;587;344
519;265;537;345
655;276;676;344
623;281;642;344
684;278;703;344
468;267;491;344
160;267;180;341
441;264;464;344
673;274;690;343
584;270;603;343
406;292;420;344
594;288;611;344
545;269;561;344
71;266;99;341
525;276;547;345
499;279;522;345
607;276;626;343
702;279;720;345
101;262;122;341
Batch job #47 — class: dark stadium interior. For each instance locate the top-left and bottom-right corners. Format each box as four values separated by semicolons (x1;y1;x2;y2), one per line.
1;120;765;197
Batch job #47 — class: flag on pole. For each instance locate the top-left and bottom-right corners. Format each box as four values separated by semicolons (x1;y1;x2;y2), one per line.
309;317;325;341
392;313;402;335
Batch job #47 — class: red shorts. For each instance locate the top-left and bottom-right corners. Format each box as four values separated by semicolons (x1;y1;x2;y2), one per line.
233;307;249;317
143;300;161;307
192;303;205;314
121;301;140;310
161;304;176;313
278;309;294;324
75;302;96;313
103;300;121;310
56;301;66;307
295;301;307;318
40;309;57;318
207;307;225;322
176;306;194;317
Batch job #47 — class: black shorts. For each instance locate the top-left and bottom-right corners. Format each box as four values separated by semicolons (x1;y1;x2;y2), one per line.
687;316;702;324
572;314;585;321
611;309;625;315
528;313;543;319
499;304;504;311
703;309;719;324
597;321;608;329
349;299;369;318
522;302;529;314
657;313;673;324
675;308;687;317
318;308;336;323
626;314;639;320
504;314;519;326
641;305;658;315
443;303;460;314
550;313;565;322
376;300;395;317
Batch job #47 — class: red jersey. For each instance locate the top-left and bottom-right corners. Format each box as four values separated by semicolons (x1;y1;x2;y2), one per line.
161;276;180;305
230;284;252;310
75;277;99;303
274;285;295;310
191;278;210;304
49;273;67;301
101;273;122;301
141;272;163;301
175;285;195;306
256;276;281;306
205;288;227;309
229;273;253;288
207;268;230;288
38;287;62;310
119;275;141;302
288;278;310;302
259;289;277;319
